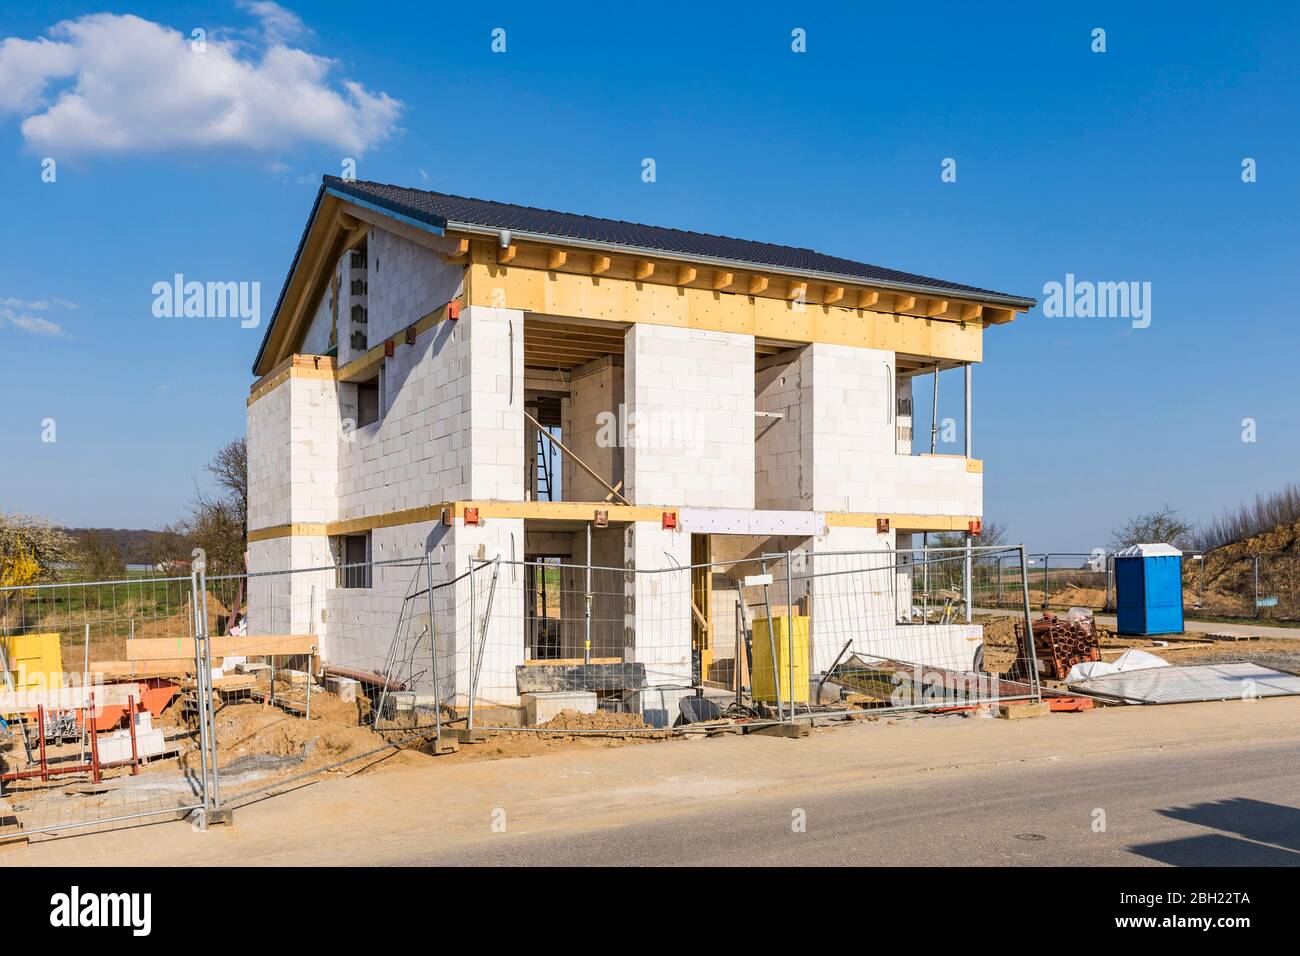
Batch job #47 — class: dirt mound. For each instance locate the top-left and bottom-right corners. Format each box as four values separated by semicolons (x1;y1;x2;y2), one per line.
539;709;646;731
1046;585;1107;608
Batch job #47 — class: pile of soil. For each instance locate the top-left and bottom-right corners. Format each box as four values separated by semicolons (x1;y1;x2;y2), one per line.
538;709;647;731
1046;585;1107;608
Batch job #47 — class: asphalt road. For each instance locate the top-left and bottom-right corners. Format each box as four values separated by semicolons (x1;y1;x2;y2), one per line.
403;739;1300;866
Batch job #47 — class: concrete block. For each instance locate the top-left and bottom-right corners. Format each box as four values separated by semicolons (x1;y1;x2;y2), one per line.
97;727;166;763
625;685;694;729
326;676;359;703
997;701;1050;720
522;691;597;726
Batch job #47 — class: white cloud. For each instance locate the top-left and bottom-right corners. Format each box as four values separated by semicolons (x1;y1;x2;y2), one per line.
2;308;68;337
239;1;309;44
0;11;402;156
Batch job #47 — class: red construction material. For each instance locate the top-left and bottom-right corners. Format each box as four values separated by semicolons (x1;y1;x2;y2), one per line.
1046;695;1095;712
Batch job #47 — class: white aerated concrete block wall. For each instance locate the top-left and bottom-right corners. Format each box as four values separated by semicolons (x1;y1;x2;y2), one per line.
625;324;754;508
623;522;692;686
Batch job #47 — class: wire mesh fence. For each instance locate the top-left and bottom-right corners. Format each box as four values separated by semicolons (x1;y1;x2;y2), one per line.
0;573;214;842
1;542;1042;843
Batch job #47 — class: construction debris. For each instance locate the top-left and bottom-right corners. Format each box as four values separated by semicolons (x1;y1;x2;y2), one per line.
1067;661;1300;704
1019;612;1101;681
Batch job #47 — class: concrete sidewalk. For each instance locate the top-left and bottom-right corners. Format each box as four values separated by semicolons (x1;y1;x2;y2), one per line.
977;607;1300;640
5;696;1299;867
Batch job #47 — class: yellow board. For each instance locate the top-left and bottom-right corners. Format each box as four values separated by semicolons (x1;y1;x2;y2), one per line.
751;616;810;704
0;632;64;693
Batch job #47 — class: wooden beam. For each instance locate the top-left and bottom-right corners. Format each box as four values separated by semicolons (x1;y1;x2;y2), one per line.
748;276;769;295
787;281;808;301
442;238;470;263
635;261;656;281
713;270;734;291
823;285;846;305
499;243;518;264
524;410;630;505
857;289;880;309
124;635;318;661
894;294;916;312
548;248;568;270
960;303;984;322
592;255;612;276
925;299;950;318
676;265;697;285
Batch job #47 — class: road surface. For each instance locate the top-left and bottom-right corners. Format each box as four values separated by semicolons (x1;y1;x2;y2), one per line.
7;697;1299;867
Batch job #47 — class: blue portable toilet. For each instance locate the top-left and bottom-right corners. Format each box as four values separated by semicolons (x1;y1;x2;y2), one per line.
1114;543;1184;635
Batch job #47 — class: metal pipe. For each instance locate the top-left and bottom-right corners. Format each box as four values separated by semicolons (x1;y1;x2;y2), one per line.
128;695;139;775
759;558;783;721
964;532;973;624
1019;545;1042;698
88;692;100;784
468;560;500;730
786;555;796;718
584;522;593;666
37;705;48;782
190;573;211;825
198;569;220;808
424;551;443;749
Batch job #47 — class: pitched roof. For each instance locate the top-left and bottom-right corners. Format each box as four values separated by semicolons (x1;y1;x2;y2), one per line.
255;176;1034;374
322;176;1034;305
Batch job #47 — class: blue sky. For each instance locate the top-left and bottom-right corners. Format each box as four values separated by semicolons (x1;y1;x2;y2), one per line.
1;2;1297;551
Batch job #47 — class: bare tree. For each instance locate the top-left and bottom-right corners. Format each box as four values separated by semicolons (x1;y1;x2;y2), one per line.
931;519;1008;550
179;438;248;575
1110;505;1193;551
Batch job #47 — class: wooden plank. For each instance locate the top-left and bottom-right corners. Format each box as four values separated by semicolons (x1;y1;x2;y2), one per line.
523;657;621;666
124;635;318;662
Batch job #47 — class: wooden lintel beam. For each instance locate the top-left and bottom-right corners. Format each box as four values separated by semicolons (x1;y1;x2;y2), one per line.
748;276;769;295
713;270;734;291
894;294;917;312
635;261;656;281
592;255;612;275
548;248;568;270
857;289;880;309
676;265;698;285
925;299;950;318
442;238;470;263
823;285;846;305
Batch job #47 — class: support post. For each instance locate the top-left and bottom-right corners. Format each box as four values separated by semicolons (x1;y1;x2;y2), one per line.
964;532;973;624
424;551;443;748
760;558;783;722
88;692;100;784
1019;545;1042;698
36;704;48;782
198;568;220;809
128;694;139;775
585;522;593;665
786;553;795;719
191;574;211;826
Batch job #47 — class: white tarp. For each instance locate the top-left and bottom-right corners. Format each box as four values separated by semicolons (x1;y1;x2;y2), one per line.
1066;648;1169;682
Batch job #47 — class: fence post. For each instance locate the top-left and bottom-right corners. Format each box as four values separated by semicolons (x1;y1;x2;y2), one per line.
424;551;443;749
197;566;221;812
786;551;795;721
1019;545;1042;699
190;572;211;829
963;533;973;622
759;557;783;722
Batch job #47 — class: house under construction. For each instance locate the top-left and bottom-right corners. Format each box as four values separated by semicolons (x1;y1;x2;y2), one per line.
245;176;1035;709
